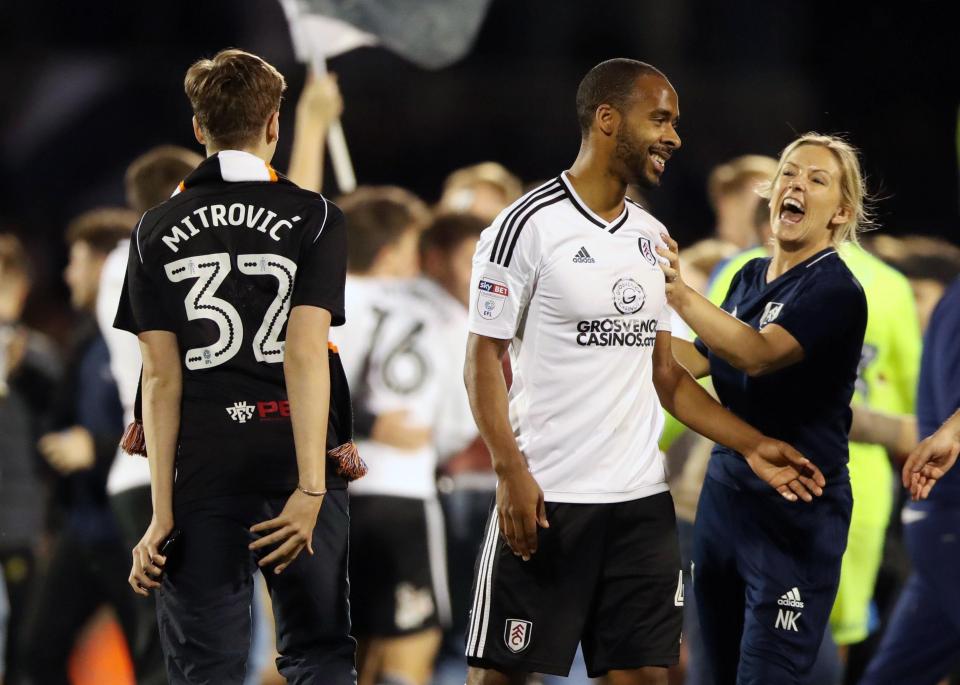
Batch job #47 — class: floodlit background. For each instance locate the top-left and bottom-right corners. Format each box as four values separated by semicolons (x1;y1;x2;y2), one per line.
1;0;958;335
1;1;958;684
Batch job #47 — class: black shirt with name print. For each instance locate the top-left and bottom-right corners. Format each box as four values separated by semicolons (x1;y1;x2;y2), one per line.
695;248;867;503
114;150;350;504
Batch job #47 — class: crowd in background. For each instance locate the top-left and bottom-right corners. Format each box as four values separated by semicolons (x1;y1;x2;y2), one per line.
1;69;960;685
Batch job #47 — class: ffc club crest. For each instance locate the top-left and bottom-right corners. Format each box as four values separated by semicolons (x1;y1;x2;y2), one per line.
638;236;657;266
504;619;532;653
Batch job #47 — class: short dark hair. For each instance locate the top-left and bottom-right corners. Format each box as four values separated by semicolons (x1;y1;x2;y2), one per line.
66;207;139;255
184;48;287;149
576;58;665;136
125;145;203;214
338;186;430;272
419;213;486;260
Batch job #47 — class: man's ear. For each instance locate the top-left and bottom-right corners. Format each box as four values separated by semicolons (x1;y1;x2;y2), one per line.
192;116;206;146
595;104;619;137
266;111;280;145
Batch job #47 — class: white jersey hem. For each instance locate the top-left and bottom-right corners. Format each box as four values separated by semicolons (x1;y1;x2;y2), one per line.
541;481;669;504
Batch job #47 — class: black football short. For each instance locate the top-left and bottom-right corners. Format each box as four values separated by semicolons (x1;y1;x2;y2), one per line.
349;495;451;637
465;492;683;677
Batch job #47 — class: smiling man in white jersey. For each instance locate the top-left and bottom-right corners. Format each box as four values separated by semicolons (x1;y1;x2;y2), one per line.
463;59;826;685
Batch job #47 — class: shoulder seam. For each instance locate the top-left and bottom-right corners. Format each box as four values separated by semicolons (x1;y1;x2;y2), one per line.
313;196;330;243
134;211;149;264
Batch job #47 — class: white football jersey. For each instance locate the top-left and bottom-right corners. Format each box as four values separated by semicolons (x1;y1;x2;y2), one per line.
331;276;476;499
468;172;672;503
96;239;151;495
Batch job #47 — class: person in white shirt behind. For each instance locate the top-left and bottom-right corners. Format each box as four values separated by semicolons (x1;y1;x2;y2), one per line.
331;195;479;685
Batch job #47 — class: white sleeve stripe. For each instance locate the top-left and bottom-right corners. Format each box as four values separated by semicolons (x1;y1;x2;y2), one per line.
312;196;330;244
134;212;147;264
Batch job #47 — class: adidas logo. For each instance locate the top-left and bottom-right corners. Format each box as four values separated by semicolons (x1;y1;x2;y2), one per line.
777;587;804;609
573;246;595;263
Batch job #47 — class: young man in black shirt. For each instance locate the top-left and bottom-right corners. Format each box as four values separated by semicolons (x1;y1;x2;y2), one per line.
115;49;355;684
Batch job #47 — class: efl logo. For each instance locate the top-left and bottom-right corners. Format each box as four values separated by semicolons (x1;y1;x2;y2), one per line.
478;279;509;297
504;619;532;653
477;276;508;321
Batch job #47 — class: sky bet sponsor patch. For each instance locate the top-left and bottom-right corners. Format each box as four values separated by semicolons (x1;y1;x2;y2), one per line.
477;276;508;320
478;278;509;297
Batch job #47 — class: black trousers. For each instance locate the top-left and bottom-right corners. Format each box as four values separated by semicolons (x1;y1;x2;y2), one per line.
156;490;355;685
21;530;137;685
111;484;169;685
0;546;36;685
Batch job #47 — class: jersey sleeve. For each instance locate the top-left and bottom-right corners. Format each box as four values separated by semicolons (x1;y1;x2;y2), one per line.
917;281;960;438
773;272;867;357
113;229;177;335
694;266;747;355
97;242;141;418
291;201;347;326
467;217;541;339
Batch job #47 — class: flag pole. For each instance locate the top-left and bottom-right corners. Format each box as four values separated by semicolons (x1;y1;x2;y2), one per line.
312;56;357;193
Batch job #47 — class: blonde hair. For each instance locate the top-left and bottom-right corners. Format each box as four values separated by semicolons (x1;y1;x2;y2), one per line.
707;154;779;208
442;162;523;206
763;133;872;246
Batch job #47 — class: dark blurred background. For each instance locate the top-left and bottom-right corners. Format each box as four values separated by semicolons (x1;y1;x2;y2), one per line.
1;0;958;336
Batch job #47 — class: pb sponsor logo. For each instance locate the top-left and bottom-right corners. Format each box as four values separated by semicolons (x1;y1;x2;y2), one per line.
504;619;532;653
226;401;256;424
226;400;291;423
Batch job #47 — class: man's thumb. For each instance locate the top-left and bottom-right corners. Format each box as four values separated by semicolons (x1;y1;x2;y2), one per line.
537;496;549;529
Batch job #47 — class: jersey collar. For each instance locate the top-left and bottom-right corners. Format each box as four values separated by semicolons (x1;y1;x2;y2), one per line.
171;150;286;197
559;171;629;234
763;247;838;288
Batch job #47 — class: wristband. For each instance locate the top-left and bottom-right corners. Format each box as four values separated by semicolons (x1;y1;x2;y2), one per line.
297;484;327;497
